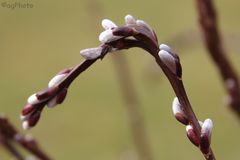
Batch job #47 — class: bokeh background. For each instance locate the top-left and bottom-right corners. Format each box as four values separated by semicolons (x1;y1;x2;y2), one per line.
1;0;240;159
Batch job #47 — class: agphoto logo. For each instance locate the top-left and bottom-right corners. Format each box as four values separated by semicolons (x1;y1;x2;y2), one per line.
1;1;34;10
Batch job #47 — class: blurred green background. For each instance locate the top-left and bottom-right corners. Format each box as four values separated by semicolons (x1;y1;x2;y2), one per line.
1;0;240;159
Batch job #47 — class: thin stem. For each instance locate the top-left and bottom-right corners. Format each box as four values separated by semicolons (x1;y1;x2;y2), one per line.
196;0;240;116
174;80;215;160
57;39;149;92
153;51;216;160
115;33;216;159
59;59;97;89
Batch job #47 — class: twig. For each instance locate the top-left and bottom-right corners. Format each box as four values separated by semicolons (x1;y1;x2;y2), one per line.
0;114;51;160
196;0;240;116
20;15;216;159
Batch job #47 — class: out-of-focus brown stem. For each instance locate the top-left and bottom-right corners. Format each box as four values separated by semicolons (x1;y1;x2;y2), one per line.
15;134;50;160
112;54;153;160
196;0;240;116
0;134;25;160
0;115;51;160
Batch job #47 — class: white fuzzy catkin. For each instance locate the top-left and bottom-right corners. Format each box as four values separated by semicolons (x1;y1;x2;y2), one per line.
48;74;67;88
172;97;184;115
159;44;172;53
201;119;213;135
125;14;136;25
136;20;151;29
27;94;39;105
80;47;102;60
158;50;176;74
101;19;117;30
99;29;122;43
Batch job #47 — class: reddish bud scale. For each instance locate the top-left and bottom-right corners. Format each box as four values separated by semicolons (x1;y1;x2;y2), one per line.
56;88;68;104
28;111;41;127
36;87;59;101
112;27;136;37
186;127;200;147
175;113;189;125
169;51;182;78
22;104;35;116
175;59;182;78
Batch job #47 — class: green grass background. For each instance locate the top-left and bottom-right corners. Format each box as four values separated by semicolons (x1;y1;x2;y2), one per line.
1;0;240;159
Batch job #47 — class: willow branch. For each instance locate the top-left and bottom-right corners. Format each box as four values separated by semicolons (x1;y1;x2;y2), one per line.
20;15;216;159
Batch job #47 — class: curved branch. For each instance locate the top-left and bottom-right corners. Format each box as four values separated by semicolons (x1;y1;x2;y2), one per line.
20;15;216;160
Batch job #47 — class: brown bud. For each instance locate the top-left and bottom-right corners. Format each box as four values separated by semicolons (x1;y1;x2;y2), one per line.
28;111;41;128
172;97;188;125
199;119;213;154
56;88;68;104
36;87;59;101
22;104;35;116
175;113;189;125
186;125;199;147
158;50;182;78
112;27;136;37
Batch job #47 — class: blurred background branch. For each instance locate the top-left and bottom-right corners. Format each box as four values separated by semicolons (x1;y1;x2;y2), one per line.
0;114;50;160
196;0;240;116
112;53;153;160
